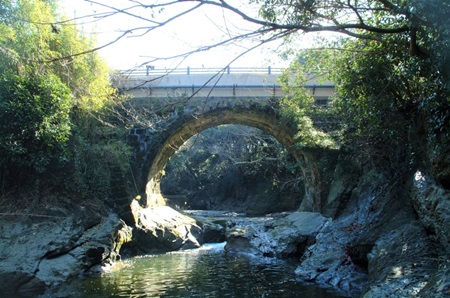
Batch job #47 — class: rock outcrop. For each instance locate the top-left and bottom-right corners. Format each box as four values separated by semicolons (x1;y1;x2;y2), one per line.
222;164;449;297
224;212;330;258
0;157;448;298
0;204;130;297
295;164;450;297
124;201;204;254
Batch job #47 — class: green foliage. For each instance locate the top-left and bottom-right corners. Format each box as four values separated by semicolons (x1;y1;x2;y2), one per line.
0;72;72;175
278;61;314;115
0;0;131;203
0;0;57;72
293;30;449;173
0;0;115;111
276;0;450;174
251;0;410;40
67;123;131;200
333;37;448;136
278;60;338;149
50;30;115;112
409;0;450;84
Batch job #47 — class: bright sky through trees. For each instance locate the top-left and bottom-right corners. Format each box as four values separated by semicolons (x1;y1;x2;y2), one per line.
61;0;313;70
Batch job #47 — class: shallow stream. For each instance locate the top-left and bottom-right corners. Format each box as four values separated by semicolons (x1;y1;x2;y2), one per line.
49;242;346;298
46;211;347;298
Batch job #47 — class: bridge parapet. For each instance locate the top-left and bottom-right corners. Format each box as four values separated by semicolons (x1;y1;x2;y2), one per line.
121;66;284;76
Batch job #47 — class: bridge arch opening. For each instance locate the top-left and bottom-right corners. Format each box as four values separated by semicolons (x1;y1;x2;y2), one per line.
161;124;304;214
142;107;324;212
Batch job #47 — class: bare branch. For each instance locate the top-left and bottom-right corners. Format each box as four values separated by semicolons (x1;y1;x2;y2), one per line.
84;0;187;25
191;0;409;36
46;1;205;63
50;0;417;68
347;0;365;25
45;30;130;63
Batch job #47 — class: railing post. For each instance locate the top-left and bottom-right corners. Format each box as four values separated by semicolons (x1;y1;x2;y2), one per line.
146;65;155;75
227;66;231;74
268;66;272;75
187;66;190;75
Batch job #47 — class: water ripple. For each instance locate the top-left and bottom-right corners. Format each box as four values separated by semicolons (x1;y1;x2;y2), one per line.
50;244;347;298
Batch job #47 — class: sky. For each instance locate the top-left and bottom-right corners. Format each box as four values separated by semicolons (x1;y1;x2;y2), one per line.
60;0;308;71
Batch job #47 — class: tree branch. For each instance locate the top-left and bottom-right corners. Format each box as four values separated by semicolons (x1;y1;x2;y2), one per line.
50;0;416;67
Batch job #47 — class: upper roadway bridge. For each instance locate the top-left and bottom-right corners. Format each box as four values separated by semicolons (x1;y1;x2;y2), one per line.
114;66;335;214
116;66;334;106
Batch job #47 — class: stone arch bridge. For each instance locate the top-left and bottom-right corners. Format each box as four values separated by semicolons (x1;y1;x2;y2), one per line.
114;67;335;213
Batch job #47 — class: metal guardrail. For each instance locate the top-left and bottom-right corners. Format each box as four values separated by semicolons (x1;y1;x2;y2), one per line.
119;66;284;76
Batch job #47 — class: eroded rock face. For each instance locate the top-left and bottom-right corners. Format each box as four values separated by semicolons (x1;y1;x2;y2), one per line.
408;171;450;297
293;214;369;296
268;160;450;298
427;138;450;190
410;171;450;255
363;221;438;297
0;205;128;296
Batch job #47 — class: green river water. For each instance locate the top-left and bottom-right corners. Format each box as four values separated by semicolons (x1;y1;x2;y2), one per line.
49;242;347;298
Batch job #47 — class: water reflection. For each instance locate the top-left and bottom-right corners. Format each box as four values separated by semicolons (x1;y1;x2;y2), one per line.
51;243;346;298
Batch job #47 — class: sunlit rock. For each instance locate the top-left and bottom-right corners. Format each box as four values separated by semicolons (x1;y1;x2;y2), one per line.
0;206;123;295
127;205;203;254
224;212;330;258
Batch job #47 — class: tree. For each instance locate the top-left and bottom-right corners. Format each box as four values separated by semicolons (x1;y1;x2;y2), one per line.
278;59;339;149
0;0;130;201
0;72;72;187
343;39;447;168
0;0;115;111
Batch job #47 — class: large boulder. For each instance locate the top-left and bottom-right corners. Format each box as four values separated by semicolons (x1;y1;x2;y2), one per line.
225;226;260;255
224;212;330;258
126;202;203;254
0;205;127;297
195;218;227;243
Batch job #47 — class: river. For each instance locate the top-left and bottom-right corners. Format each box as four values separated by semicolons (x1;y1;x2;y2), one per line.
49;243;347;298
42;211;348;297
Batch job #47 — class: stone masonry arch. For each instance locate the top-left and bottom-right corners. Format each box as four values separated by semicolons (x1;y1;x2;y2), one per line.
132;105;326;212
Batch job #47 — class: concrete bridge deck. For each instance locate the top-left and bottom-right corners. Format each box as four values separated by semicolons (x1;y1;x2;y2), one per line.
115;66;335;104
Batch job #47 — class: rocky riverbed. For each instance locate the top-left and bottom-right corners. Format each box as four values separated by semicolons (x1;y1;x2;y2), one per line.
0;168;448;297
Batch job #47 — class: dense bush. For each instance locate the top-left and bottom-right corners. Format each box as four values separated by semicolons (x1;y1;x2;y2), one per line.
0;73;72;189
